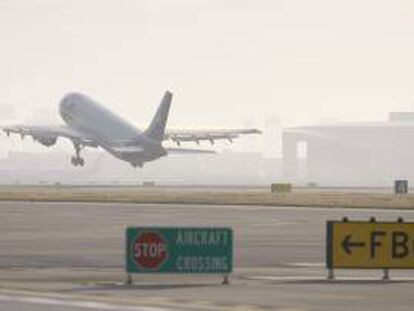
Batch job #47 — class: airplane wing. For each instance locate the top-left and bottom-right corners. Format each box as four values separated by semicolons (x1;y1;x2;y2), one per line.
1;124;97;147
166;147;216;154
164;128;261;145
111;146;215;155
111;145;145;153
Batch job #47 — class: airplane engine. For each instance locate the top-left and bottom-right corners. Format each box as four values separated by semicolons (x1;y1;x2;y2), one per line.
34;136;58;147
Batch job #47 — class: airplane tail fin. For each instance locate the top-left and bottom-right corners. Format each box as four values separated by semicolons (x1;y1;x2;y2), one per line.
144;91;172;142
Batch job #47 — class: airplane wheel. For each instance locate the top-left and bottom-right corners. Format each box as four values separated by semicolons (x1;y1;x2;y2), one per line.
71;156;78;166
130;162;143;168
71;156;85;167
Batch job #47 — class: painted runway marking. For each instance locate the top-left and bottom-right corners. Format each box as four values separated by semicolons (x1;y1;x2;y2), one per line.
0;293;170;311
6;200;414;213
285;262;325;267
247;276;325;281
247;275;414;282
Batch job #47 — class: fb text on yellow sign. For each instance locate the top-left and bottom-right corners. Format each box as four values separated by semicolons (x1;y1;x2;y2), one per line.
327;221;414;269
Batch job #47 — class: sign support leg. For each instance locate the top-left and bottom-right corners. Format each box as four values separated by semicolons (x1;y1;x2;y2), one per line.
382;268;390;281
222;274;230;285
126;274;133;286
327;269;335;280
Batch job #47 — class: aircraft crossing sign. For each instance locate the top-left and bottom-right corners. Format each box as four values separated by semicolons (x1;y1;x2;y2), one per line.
327;220;414;269
126;227;233;274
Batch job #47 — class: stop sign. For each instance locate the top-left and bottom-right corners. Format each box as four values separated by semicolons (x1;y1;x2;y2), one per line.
133;231;168;270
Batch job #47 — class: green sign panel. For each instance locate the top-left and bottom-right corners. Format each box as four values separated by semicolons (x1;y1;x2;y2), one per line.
126;227;233;274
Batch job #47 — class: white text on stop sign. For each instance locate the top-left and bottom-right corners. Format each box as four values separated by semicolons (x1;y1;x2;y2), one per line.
134;242;166;258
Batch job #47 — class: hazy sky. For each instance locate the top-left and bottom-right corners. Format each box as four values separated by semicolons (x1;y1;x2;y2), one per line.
1;0;414;130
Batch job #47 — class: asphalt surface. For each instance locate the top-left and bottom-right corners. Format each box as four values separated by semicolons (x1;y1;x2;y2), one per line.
1;201;414;310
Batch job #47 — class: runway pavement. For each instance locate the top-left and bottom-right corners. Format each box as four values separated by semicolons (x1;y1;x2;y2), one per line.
1;201;414;310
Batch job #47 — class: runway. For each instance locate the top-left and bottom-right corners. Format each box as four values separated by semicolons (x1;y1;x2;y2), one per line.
1;201;414;310
0;292;168;311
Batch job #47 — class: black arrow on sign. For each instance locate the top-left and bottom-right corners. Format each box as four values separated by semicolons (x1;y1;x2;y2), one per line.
341;235;365;255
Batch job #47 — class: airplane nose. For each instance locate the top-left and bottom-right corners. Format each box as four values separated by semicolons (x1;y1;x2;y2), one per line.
59;97;71;115
59;93;78;117
60;93;81;112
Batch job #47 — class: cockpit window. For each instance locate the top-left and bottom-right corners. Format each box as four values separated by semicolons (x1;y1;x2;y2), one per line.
61;100;78;124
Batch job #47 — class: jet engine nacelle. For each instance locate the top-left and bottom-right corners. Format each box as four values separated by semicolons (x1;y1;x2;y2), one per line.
34;136;57;147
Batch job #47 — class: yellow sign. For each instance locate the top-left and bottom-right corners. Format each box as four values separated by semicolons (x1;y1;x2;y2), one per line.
327;221;414;269
271;183;292;193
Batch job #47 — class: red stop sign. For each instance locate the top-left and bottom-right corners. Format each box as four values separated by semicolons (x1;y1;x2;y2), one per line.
133;231;168;270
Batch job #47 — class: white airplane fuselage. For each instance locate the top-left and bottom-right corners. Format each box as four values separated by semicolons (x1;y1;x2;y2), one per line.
59;93;166;166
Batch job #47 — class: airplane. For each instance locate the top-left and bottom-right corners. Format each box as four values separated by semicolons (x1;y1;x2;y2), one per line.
1;91;261;168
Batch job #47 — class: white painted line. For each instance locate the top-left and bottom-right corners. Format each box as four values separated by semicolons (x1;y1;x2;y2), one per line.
247;275;414;282
0;293;170;311
285;262;325;268
247;276;324;281
8;200;414;213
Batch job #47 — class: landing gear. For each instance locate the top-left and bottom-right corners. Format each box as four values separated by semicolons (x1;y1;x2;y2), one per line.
130;162;143;168
71;142;85;167
71;156;85;166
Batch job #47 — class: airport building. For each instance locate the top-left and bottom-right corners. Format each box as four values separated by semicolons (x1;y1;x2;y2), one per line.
282;112;414;186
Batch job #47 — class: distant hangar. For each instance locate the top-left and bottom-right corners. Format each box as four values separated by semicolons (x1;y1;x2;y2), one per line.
282;112;414;186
